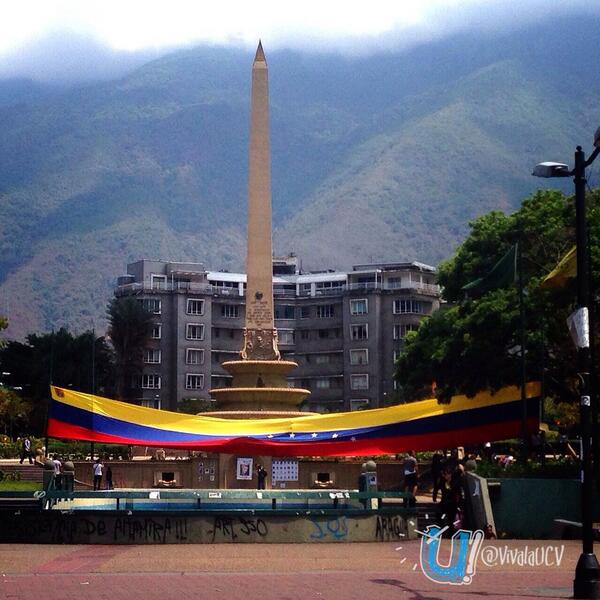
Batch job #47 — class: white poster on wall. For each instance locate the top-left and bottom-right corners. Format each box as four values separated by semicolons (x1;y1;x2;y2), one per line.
236;457;254;480
272;459;299;482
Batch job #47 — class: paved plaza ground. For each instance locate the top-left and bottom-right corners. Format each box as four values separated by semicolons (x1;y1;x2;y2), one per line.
0;539;582;599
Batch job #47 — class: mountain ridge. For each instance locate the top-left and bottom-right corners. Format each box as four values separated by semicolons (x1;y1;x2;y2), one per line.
0;17;599;339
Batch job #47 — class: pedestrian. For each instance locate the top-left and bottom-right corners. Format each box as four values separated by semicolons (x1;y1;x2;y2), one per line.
257;464;267;490
19;437;33;464
52;454;62;474
51;454;63;489
105;465;113;490
431;450;444;502
402;450;418;507
437;468;458;534
93;457;104;491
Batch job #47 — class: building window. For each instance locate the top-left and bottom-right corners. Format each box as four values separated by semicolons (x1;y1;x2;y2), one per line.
278;329;295;345
300;329;310;340
141;298;161;314
275;305;295;320
393;324;419;339
186;373;204;390
350;299;368;315
186;323;205;340
140;398;161;409
299;306;311;319
350;349;368;365
151;274;167;290
144;349;161;364
141;374;161;389
350;324;368;340
393;299;424;314
318;329;329;339
221;304;240;318
186;349;205;365
350;399;370;411
315;378;331;389
187;299;205;315
350;374;369;390
150;324;162;339
393;350;399;363
315;354;330;365
387;277;402;289
315;281;344;291
317;304;335;318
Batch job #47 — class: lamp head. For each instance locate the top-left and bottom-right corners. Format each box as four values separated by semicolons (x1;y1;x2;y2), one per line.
532;162;570;178
594;126;600;148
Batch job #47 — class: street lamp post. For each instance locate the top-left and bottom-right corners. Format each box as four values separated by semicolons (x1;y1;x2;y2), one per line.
533;127;600;599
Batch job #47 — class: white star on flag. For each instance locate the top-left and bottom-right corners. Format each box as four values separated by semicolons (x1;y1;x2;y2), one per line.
332;433;338;438
267;434;274;439
289;433;295;438
311;433;318;438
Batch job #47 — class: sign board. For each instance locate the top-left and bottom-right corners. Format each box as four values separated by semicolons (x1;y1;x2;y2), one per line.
272;459;299;482
236;457;253;480
567;307;590;348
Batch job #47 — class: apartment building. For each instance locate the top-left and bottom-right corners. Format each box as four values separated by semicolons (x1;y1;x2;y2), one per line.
114;257;441;413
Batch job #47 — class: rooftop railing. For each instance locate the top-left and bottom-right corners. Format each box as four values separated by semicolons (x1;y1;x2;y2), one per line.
115;280;440;297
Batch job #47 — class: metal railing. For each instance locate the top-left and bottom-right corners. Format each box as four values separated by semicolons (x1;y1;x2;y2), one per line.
115;280;440;298
0;488;414;513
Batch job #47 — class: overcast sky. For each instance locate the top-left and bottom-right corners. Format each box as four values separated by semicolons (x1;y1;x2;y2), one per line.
0;0;598;81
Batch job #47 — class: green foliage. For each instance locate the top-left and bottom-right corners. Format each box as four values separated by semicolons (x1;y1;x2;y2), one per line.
107;297;153;401
0;328;114;436
0;480;42;491
0;388;32;440
2;20;600;338
396;188;600;407
476;458;579;479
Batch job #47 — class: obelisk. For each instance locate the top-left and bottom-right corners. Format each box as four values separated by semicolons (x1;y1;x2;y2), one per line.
242;40;279;361
209;42;309;415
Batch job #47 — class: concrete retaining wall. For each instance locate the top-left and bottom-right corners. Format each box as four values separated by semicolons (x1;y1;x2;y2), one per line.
488;478;600;538
0;510;416;544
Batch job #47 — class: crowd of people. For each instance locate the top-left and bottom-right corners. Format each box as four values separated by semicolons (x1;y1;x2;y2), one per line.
402;448;496;538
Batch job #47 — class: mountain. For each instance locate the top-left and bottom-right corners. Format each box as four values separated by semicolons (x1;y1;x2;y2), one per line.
0;15;599;339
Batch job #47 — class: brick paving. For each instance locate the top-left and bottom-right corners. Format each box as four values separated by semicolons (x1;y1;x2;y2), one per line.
0;540;581;599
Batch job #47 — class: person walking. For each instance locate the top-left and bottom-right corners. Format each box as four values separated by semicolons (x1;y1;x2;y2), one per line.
19;437;33;464
256;464;267;490
402;450;418;507
93;458;104;491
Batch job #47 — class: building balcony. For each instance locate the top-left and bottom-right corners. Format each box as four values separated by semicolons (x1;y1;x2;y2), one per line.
115;281;214;296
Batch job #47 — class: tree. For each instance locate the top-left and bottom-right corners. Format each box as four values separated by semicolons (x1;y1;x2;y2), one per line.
0;387;32;440
107;297;153;401
0;315;7;349
395;188;600;407
0;328;115;436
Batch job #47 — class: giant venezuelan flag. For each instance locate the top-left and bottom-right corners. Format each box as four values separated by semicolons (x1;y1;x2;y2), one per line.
48;383;540;457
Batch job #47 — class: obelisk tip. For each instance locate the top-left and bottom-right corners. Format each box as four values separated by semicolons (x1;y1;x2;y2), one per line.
254;40;266;64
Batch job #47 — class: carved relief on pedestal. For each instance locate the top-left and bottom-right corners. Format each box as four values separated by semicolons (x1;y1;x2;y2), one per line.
241;328;281;361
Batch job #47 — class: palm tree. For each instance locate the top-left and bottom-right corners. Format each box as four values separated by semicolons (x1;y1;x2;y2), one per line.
107;298;153;401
